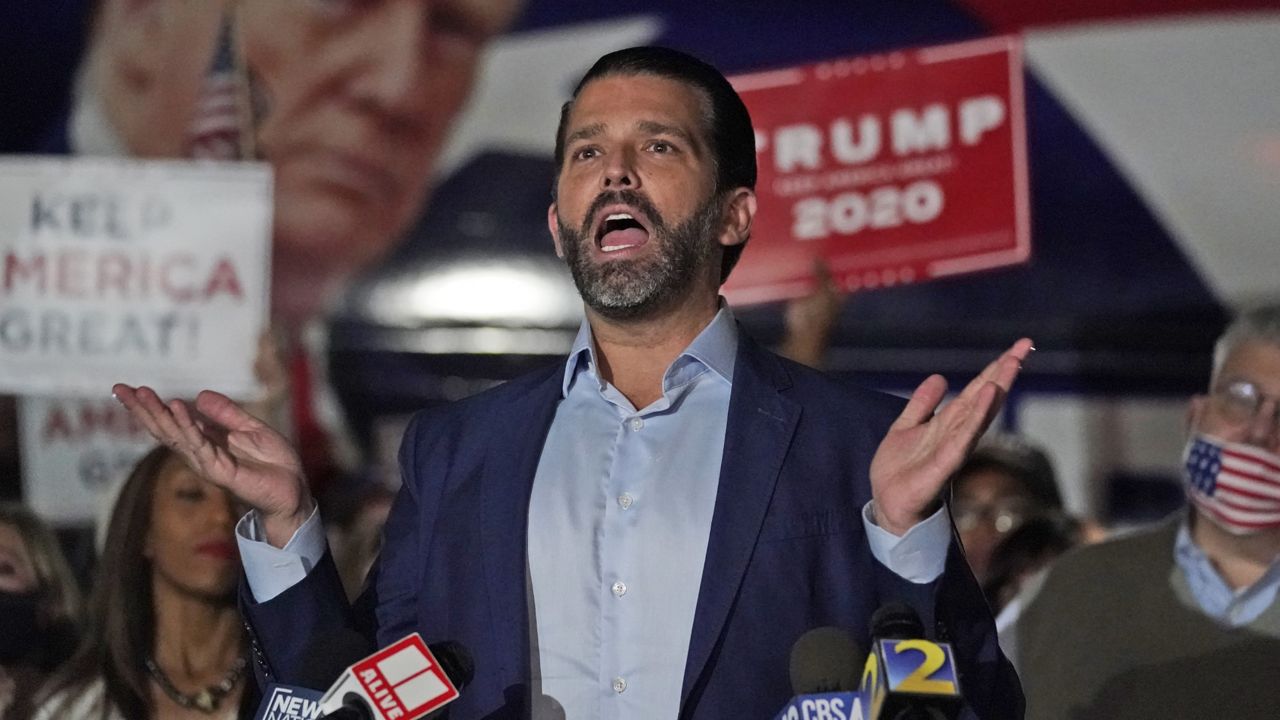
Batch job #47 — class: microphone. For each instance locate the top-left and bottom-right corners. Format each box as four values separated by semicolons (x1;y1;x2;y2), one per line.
773;627;866;720
861;603;962;720
791;627;864;694
318;633;470;719
425;641;475;693
254;630;372;720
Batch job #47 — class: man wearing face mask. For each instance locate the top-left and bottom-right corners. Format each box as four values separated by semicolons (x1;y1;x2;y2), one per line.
1015;305;1280;720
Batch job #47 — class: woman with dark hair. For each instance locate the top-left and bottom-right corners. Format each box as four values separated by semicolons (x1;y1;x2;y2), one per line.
34;446;254;720
0;502;81;720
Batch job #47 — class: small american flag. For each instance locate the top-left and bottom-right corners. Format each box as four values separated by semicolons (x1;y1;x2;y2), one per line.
1186;436;1280;529
187;19;246;160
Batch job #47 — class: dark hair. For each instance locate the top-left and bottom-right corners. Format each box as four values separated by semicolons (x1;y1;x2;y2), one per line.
952;434;1063;512
36;446;253;719
38;446;174;719
553;46;758;282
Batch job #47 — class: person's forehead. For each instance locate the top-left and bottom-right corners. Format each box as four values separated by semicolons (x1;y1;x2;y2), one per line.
1218;340;1280;392
155;457;204;488
954;468;1029;501
428;0;522;36
568;74;710;139
231;0;522;34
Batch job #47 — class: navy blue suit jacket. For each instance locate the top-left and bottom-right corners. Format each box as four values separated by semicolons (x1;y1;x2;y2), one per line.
243;331;1022;719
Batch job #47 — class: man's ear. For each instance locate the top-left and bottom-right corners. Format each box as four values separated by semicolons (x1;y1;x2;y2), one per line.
547;203;565;258
719;188;757;249
1186;395;1207;436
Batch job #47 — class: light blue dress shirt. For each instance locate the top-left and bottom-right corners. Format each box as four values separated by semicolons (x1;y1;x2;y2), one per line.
1173;518;1280;626
525;306;734;719
238;305;953;718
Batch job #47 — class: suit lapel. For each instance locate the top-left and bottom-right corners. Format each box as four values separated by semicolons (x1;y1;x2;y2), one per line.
480;366;563;691
681;334;800;706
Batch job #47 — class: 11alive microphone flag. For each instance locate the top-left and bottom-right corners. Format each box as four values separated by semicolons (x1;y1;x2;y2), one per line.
774;635;961;719
319;634;460;720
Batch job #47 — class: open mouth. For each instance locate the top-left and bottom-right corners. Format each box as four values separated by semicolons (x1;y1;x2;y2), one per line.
593;209;652;253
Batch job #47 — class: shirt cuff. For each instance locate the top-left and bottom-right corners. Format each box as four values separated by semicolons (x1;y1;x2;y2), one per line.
236;506;326;602
861;502;951;584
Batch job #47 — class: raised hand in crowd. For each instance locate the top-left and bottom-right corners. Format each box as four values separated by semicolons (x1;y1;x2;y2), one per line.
779;261;843;369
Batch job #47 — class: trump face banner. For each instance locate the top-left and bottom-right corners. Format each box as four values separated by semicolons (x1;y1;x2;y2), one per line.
724;35;1030;304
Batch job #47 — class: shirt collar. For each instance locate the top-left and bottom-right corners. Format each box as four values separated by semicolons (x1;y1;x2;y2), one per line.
561;300;739;398
1174;511;1280;601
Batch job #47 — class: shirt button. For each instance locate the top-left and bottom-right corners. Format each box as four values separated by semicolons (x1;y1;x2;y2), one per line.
618;493;634;510
612;677;627;693
612;581;627;597
627;417;644;431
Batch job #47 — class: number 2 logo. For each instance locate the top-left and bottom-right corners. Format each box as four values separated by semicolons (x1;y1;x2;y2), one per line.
890;640;958;695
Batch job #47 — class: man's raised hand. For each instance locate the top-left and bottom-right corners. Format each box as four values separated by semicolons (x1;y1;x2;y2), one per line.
112;384;314;548
870;338;1034;535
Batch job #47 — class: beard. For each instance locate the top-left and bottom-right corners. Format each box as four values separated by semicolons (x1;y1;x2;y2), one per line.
557;189;722;321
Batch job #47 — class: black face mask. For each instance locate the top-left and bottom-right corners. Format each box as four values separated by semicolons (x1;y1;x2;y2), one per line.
0;590;42;664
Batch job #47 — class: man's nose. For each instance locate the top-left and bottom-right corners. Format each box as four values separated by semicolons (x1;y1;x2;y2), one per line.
602;148;639;189
208;488;237;528
350;2;432;116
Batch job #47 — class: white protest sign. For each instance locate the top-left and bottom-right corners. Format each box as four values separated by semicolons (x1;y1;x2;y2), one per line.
0;157;271;397
18;396;157;525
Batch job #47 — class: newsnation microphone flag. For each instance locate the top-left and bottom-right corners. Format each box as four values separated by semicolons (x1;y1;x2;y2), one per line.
255;685;324;720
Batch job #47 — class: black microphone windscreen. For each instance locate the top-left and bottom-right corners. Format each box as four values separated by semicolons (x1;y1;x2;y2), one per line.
427;640;476;690
789;626;864;694
320;706;369;720
870;602;924;640
297;629;376;691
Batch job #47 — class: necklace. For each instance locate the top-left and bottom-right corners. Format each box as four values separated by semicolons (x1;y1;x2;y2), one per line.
144;655;247;714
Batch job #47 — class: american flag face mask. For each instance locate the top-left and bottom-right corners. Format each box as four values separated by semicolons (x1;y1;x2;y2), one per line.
1184;433;1280;535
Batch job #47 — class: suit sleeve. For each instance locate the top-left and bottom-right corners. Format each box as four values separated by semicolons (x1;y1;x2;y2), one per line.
359;410;441;646
873;526;1025;720
239;411;439;686
857;392;1024;719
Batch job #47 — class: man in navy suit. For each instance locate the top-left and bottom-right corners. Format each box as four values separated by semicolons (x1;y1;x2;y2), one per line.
117;47;1027;719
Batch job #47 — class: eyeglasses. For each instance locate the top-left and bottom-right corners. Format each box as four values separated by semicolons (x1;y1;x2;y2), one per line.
951;501;1030;534
1211;380;1280;427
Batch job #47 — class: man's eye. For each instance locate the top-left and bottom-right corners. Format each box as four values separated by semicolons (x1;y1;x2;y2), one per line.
649;141;672;153
574;147;599;161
